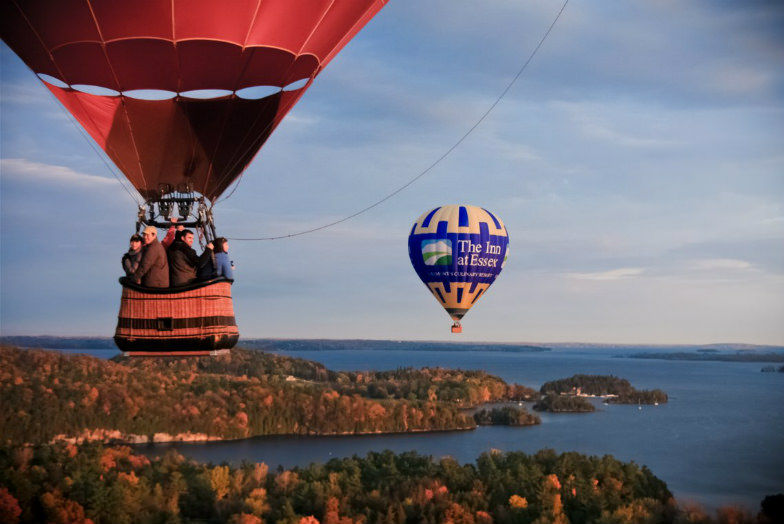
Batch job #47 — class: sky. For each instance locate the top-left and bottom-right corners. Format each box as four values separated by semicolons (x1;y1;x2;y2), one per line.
1;0;783;346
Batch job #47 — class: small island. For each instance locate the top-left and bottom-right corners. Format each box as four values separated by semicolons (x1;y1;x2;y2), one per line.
534;394;595;413
473;406;541;425
535;374;668;412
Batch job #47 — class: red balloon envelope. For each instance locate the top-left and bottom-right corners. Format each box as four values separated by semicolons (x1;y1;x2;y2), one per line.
1;0;388;201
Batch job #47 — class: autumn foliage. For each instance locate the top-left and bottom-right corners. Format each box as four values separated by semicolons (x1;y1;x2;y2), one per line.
2;441;774;524
0;442;679;524
0;345;536;444
1;346;779;523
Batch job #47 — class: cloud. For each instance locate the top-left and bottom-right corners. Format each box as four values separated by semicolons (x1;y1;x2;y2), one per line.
0;78;51;105
667;238;783;276
687;258;754;271
550;100;680;149
1;158;119;187
704;64;776;97
566;267;645;281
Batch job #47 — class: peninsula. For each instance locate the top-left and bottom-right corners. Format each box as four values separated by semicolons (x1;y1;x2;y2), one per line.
0;345;539;445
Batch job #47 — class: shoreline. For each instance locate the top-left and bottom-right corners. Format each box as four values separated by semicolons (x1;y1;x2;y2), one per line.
48;425;479;447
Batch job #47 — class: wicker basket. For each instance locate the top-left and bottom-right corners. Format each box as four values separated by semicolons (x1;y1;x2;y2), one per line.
114;277;239;356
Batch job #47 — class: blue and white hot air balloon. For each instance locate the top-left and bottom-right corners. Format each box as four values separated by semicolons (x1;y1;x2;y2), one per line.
408;205;509;332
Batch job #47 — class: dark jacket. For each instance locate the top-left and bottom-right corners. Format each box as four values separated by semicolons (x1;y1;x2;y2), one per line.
135;239;169;288
197;250;218;281
168;240;212;287
122;247;142;277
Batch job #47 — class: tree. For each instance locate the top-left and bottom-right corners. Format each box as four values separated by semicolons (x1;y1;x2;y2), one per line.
759;494;784;524
509;495;528;509
40;490;94;524
0;488;22;524
229;514;263;524
211;465;231;500
533;474;567;524
245;488;269;518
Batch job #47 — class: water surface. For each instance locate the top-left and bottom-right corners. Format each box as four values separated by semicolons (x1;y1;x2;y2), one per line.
136;347;784;512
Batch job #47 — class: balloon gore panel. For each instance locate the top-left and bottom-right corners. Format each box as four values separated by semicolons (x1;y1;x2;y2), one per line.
1;0;389;200
47;86;297;201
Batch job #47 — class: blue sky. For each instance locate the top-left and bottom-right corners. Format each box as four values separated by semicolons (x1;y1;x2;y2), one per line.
1;0;783;345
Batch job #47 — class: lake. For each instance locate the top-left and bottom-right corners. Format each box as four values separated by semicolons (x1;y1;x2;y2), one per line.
69;345;784;512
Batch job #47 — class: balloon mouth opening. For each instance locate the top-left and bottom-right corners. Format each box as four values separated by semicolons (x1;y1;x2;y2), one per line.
446;309;468;321
37;73;311;100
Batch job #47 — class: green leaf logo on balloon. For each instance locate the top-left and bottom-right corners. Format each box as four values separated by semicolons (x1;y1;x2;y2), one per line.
422;239;452;266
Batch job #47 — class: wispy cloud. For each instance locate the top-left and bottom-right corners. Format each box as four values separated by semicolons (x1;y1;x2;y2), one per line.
566;267;645;281
705;64;775;97
553;101;679;149
686;258;754;271
1;158;118;187
0;77;50;105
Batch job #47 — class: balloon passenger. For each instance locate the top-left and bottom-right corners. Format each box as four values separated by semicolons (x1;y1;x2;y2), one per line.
214;238;234;279
161;216;184;249
121;234;143;277
199;237;234;280
134;226;169;288
167;229;214;287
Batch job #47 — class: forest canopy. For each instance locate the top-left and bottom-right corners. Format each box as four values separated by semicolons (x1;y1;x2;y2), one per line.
0;346;536;445
1;346;780;523
0;442;677;524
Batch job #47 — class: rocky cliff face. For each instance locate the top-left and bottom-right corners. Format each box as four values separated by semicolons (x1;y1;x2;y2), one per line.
51;428;221;444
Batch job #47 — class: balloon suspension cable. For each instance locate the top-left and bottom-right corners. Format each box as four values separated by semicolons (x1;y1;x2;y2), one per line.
229;0;569;242
136;183;217;246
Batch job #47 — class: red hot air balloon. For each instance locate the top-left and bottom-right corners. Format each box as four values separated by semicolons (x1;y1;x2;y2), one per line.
1;0;388;209
1;0;388;355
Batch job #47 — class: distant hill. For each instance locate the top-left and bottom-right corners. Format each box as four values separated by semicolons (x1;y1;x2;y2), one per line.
629;351;784;362
5;335;781;353
546;342;784;352
0;336;552;352
241;338;552;352
0;336;117;349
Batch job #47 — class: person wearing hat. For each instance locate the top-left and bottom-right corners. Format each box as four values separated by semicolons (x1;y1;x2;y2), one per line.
134;226;170;288
122;233;143;278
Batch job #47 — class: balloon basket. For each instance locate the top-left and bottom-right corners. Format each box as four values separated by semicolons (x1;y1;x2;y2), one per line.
451;322;462;334
114;277;239;355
